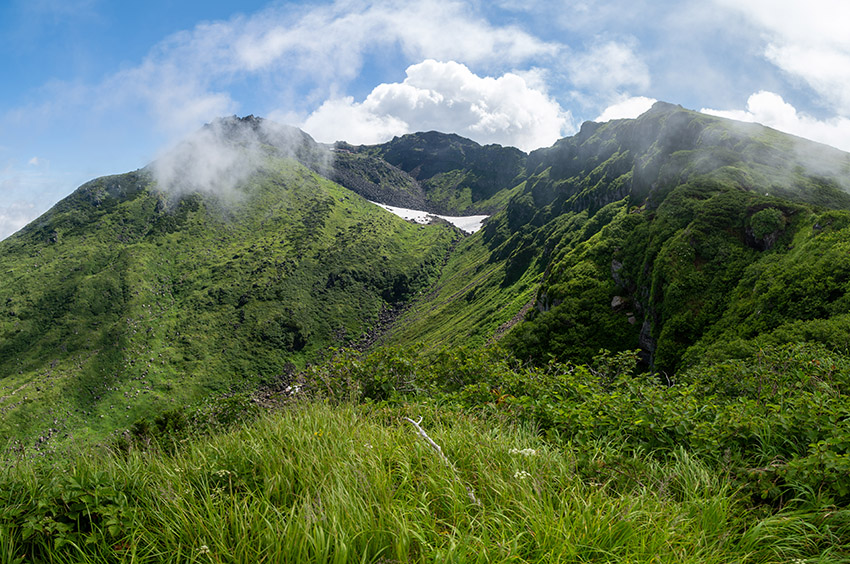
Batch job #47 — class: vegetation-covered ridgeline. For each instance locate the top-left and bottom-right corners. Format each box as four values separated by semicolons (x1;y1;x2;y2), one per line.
4;103;850;447
393;102;850;375
0;119;460;443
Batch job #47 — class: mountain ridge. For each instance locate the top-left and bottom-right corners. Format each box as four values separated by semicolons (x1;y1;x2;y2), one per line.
4;102;850;446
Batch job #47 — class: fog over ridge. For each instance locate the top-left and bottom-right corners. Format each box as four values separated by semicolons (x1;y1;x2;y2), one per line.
150;115;333;200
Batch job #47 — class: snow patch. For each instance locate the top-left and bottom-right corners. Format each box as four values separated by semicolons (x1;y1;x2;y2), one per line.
370;202;489;233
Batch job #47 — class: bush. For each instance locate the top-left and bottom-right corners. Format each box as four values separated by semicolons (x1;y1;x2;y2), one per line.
750;207;785;240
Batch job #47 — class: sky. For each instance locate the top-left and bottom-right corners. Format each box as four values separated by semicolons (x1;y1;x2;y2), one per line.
2;0;850;239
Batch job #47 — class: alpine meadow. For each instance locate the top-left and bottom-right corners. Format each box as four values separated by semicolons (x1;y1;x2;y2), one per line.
4;103;850;563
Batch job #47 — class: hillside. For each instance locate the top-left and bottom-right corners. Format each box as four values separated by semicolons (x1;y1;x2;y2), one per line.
5;104;850;562
4;105;850;447
388;103;850;374
0;118;460;444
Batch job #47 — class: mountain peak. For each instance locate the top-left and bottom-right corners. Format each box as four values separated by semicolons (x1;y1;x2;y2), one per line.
645;100;684;115
200;114;318;151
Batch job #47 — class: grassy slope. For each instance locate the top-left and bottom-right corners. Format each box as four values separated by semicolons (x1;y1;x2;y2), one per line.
0;157;458;444
381;223;541;351
1;401;836;564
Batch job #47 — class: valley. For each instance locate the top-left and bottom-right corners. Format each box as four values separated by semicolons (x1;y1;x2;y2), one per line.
3;105;850;562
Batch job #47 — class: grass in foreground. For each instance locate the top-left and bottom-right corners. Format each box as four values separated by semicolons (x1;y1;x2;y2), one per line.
1;401;844;563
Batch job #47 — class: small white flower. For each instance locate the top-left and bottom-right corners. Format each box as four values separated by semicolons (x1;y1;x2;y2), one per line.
198;545;210;555
364;443;373;449
514;470;531;480
510;448;537;456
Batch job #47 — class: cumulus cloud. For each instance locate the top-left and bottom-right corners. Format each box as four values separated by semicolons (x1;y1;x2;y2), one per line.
301;60;572;151
701;91;850;152
595;96;657;122
714;0;850;114
299;99;409;146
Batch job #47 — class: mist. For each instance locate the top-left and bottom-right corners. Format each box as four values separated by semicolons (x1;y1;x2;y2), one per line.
149;115;332;201
725;118;850;193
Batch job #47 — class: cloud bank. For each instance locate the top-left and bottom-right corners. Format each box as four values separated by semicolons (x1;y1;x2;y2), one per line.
301;60;572;151
714;0;850;114
150;116;328;199
701;91;850;152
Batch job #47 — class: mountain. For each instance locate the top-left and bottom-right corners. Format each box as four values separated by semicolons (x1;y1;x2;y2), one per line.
0;117;460;443
3;104;850;446
331;131;526;214
386;102;850;373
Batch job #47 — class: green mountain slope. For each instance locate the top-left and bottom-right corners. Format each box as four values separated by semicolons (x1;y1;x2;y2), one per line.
0;119;459;444
5;104;850;445
6;107;850;563
392;103;850;374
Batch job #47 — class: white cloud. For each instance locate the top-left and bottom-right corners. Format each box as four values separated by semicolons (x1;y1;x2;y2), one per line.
0;0;564;161
6;0;563;142
300;98;409;146
595;96;657;122
0;173;48;239
28;157;41;166
100;38;241;136
301;60;572;151
86;0;560;140
566;40;650;93
0;201;38;240
714;0;850;115
233;0;558;74
701;91;850;151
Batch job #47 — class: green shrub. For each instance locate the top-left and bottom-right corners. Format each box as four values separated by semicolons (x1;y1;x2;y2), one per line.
750;207;785;239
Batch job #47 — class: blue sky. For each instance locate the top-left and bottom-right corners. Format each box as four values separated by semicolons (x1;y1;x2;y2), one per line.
2;0;850;239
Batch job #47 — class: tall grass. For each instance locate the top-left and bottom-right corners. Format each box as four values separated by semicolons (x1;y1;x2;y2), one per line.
0;402;842;563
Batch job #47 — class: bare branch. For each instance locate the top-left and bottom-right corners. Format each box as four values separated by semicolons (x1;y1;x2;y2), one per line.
404;416;481;506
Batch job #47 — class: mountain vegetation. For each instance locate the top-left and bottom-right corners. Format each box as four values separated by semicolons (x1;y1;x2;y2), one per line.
0;126;459;443
388;103;850;374
3;104;850;562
